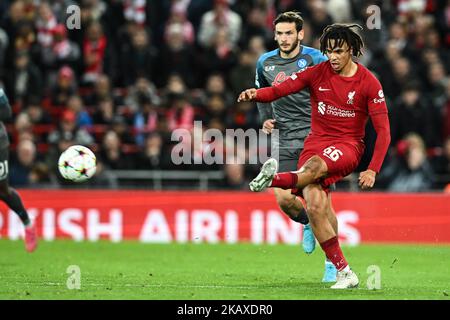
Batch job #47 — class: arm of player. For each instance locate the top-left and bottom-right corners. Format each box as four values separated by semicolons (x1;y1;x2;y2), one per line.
0;89;12;121
359;113;391;190
238;68;313;103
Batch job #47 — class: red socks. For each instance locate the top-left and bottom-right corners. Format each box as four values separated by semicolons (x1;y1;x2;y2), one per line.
319;236;348;271
270;172;298;189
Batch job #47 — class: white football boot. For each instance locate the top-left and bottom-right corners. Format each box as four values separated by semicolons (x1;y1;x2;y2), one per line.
330;269;359;289
249;158;278;192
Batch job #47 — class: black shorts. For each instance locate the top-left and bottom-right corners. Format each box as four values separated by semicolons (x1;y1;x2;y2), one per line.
0;146;9;181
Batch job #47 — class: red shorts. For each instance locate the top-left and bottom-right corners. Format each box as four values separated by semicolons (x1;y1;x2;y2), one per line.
294;136;365;193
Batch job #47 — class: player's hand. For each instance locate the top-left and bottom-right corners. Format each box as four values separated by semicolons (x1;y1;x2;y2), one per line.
237;88;257;102
358;169;376;190
262;119;276;134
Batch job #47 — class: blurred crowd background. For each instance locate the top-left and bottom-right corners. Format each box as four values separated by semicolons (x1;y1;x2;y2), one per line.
0;0;448;191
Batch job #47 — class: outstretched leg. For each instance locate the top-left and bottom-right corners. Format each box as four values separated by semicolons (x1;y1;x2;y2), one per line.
0;174;37;253
250;156;327;192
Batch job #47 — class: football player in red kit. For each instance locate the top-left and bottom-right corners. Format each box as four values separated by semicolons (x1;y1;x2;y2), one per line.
238;24;391;289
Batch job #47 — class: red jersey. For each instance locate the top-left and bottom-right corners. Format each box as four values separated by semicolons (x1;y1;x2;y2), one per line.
257;61;387;140
256;61;390;172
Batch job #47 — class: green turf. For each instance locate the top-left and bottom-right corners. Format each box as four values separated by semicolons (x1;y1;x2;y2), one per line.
0;240;449;300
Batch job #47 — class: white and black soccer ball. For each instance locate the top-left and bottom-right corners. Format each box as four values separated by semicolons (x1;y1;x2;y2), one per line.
58;145;97;182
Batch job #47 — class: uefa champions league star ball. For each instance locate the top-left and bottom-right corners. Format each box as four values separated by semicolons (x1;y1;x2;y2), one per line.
58;145;97;182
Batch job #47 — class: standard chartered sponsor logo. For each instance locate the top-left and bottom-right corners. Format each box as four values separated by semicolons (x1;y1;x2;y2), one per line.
317;102;355;117
327;106;355;117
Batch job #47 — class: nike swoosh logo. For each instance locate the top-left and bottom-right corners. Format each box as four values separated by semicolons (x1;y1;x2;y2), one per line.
319;87;331;91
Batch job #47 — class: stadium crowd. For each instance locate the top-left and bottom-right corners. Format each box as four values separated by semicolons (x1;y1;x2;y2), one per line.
0;0;448;191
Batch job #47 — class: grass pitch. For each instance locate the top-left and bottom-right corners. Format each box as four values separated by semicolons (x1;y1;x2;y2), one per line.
0;240;449;300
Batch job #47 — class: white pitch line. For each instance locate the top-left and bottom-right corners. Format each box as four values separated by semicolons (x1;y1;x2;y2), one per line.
17;282;260;290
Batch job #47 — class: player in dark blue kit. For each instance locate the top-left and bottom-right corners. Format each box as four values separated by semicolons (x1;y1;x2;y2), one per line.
0;89;37;252
255;12;336;282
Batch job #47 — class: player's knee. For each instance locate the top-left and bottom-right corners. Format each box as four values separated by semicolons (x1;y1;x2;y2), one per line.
300;156;327;180
276;195;297;216
305;201;327;222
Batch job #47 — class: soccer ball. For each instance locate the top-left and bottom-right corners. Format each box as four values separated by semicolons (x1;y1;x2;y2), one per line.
58;145;97;182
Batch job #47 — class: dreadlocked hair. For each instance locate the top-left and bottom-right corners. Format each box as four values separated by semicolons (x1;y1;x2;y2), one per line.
319;24;364;57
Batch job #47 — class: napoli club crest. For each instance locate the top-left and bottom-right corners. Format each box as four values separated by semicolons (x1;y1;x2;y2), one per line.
297;59;307;69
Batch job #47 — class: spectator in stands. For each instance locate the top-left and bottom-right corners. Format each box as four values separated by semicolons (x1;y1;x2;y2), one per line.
166;90;195;132
47;109;94;148
4;50;42;107
163;75;195;132
136;132;172;170
247;35;267;60
427;62;448;109
125;76;160;114
133;92;160;147
157;22;198;88
83;73;115;107
9;139;37;187
111;114;134;145
431;136;450;190
81;21;110;85
198;0;242;49
227;100;258;130
14;112;34;144
386;133;435;192
164;5;195;45
239;6;272;46
25;97;52;125
202;73;234;108
307;0;333;39
50;65;77;107
200;27;238;81
120;27;158;87
99;130;132;170
24;97;52;143
40;23;81;83
36;1;57;48
390;82;438;147
29;162;58;188
2;1;28;43
67;95;93;128
92;96;115;125
229;50;257;96
199;93;227;127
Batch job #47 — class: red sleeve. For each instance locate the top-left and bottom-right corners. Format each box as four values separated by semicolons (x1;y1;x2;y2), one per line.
368;112;391;173
363;72;390;172
366;74;388;116
255;65;316;103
